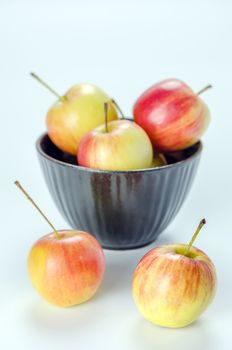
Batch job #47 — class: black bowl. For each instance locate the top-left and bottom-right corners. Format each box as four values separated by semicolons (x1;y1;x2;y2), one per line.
36;134;202;250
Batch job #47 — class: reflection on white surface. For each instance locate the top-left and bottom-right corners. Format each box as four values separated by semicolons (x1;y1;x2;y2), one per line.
131;317;211;350
25;298;95;332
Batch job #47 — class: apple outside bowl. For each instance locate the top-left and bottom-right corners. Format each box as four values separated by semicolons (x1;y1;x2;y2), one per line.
36;133;202;250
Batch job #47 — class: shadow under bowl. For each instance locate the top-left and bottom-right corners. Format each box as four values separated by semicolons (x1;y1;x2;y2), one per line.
36;134;202;250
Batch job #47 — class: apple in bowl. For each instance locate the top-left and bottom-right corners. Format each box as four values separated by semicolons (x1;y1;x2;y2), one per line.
133;79;211;151
77;103;153;171
77;100;167;171
31;73;118;155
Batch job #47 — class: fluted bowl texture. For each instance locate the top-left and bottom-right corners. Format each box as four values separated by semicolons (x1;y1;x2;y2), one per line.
36;134;202;250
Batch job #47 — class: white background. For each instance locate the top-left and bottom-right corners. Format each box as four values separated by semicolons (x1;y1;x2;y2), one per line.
1;0;232;349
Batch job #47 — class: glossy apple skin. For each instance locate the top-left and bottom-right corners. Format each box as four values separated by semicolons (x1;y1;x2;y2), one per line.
28;230;105;307
77;119;153;171
133;79;210;151
47;84;118;155
132;244;217;328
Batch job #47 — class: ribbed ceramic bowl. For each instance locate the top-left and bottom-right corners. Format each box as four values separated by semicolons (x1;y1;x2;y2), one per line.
36;134;202;250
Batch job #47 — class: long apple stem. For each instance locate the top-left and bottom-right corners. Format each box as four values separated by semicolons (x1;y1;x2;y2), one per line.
104;102;109;133
111;99;125;119
186;218;206;255
197;85;212;96
30;72;66;102
14;181;61;239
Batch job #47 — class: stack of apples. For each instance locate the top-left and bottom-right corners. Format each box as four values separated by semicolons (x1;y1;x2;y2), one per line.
14;74;216;329
31;73;211;171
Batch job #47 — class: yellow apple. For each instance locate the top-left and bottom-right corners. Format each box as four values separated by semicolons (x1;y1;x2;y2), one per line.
47;84;118;155
77;117;154;171
132;219;217;328
31;73;118;155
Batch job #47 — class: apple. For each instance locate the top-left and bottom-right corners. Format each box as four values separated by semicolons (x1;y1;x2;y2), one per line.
132;219;217;328
15;181;105;307
133;79;211;151
31;73;118;155
77;103;153;171
28;229;105;307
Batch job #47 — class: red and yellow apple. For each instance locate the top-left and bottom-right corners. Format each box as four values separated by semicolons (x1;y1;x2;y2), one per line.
15;180;105;308
31;73;118;155
77;119;154;171
28;230;105;307
133;79;211;151
132;220;217;328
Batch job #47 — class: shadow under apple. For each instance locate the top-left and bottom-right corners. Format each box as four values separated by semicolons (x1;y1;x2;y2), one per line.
129;317;213;350
24;293;104;334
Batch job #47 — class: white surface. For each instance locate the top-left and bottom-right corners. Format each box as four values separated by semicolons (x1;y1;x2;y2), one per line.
1;0;232;349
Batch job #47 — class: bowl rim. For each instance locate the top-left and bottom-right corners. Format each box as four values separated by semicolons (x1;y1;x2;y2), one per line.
36;133;203;174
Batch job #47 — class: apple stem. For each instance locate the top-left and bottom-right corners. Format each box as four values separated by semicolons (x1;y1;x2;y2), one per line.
30;72;66;102
111;99;125;119
186;218;206;255
158;153;168;165
104;102;109;133
14;181;61;239
197;85;212;96
153;149;168;165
